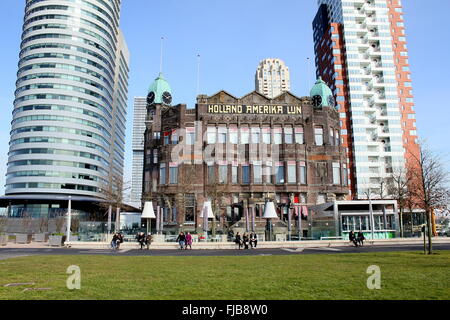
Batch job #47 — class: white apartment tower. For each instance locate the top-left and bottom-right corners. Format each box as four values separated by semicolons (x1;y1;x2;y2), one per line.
6;0;129;200
313;0;419;199
255;58;291;98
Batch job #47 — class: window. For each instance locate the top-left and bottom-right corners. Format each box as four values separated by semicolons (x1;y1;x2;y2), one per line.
208;164;215;184
218;127;227;144
164;131;171;145
171;129;178;144
276;162;285;184
295;127;304;144
242;164;250;184
153;149;158;164
333;163;341;185
315;127;324;146
329;128;334;145
241;127;249;144
287;161;296;183
159;164;166;185
207;127;216;144
186;127;195;145
169;163;178;184
253;163;262;184
231;163;238;184
274;128;282;145
300;162;306;184
229;127;238;144
218;164;228;184
342;164;348;186
251;128;260;144
335;129;340;146
262;127;271;144
284;127;293;144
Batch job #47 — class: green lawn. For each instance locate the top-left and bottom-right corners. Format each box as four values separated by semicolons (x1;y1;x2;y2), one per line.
0;251;449;300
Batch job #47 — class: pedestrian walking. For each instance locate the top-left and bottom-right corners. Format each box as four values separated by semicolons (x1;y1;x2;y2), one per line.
349;230;358;247
145;233;153;250
235;232;242;250
250;233;258;249
357;231;365;246
111;233;119;250
137;232;146;250
176;232;186;250
185;232;193;250
243;233;249;250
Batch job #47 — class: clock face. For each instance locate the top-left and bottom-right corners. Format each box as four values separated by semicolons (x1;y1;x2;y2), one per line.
328;95;335;108
162;91;172;105
147;91;155;105
312;95;322;108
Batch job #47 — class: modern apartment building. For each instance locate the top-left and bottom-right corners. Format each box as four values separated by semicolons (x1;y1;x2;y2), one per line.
313;0;419;199
3;0;129;217
131;97;147;209
255;58;291;98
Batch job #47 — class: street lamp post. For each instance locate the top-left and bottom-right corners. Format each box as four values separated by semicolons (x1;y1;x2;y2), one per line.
66;196;72;244
263;201;278;241
200;201;214;242
142;202;156;235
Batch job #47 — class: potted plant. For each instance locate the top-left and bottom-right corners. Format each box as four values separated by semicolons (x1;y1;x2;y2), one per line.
33;217;49;242
48;233;66;246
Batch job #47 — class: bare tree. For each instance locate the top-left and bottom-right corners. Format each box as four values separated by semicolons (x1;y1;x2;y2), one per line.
407;141;450;254
99;174;131;231
387;167;413;237
38;217;49;233
0;216;7;235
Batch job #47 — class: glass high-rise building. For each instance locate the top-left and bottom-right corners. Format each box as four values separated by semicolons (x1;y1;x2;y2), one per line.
5;0;129;200
131;97;147;209
313;0;419;199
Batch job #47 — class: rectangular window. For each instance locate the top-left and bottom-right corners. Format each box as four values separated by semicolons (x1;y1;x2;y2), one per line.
171;129;178;144
153;149;158;164
159;164;166;185
300;161;306;184
335;129;340;146
274;128;282;145
284;127;293;144
317;193;326;204
329;128;334;145
276;162;285;184
242;164;250;184
251;128;261;144
295;127;304;144
333;162;341;185
208;164;215;184
342;164;348;186
253;163;262;184
241;127;250;144
218;164;228;184
218;127;227;144
262;127;271;144
229;127;238;144
186;127;195;145
315;127;324;146
287;161;296;183
207;127;216;144
164;131;171;145
169;163;178;184
231;163;238;184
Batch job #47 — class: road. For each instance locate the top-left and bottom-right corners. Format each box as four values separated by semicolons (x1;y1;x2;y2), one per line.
1;243;449;260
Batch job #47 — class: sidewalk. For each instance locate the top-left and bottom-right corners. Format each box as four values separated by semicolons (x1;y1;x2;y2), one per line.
2;237;449;250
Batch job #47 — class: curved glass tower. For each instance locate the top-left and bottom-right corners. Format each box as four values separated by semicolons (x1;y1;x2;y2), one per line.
6;0;129;199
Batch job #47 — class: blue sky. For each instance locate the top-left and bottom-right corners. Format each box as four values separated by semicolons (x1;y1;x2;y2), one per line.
0;0;449;194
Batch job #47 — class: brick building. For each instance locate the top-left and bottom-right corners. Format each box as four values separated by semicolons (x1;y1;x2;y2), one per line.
142;79;349;236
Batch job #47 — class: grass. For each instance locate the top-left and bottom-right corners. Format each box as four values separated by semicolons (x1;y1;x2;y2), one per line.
0;251;449;300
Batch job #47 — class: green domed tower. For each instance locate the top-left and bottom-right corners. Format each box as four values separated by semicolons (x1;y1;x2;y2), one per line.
310;77;336;109
146;72;173;107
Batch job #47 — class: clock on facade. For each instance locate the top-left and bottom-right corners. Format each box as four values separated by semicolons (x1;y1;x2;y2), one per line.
147;91;155;105
162;91;172;105
312;95;322;108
